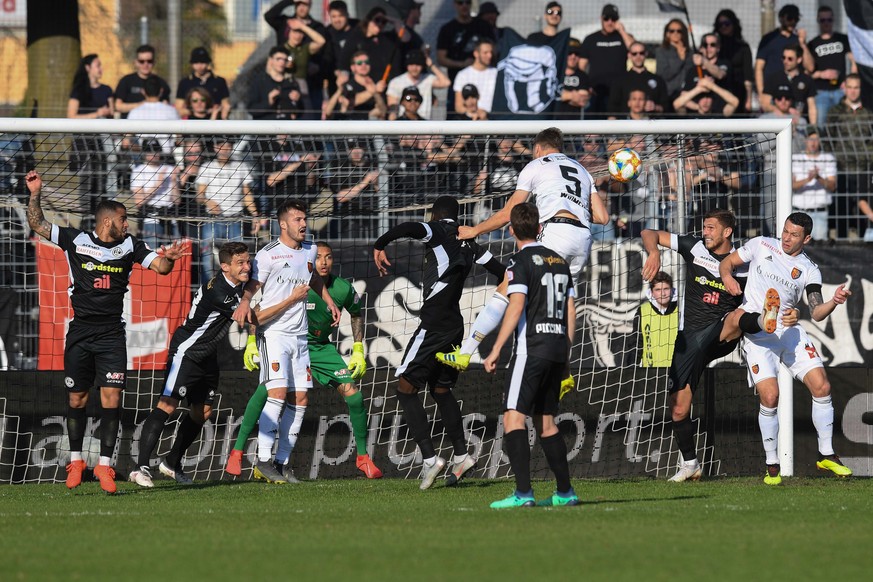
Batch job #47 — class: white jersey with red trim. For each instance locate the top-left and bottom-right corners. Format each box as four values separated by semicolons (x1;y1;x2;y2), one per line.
515;153;596;225
252;239;316;336
736;236;821;333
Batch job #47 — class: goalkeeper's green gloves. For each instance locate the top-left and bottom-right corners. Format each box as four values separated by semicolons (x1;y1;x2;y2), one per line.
347;342;367;380
243;335;260;371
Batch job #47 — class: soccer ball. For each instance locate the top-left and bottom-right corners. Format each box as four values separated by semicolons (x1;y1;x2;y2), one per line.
608;148;643;183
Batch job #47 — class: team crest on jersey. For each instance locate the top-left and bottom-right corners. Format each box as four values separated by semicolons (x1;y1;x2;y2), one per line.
272;361;280;372
791;267;802;279
532;254;544;266
111;246;125;258
178;386;187;397
751;364;759;375
64;376;75;388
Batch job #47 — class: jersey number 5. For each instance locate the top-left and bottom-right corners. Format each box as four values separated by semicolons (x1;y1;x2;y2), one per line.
560;165;582;202
541;272;570;319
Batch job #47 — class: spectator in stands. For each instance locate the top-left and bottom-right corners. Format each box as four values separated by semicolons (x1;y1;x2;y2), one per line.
755;4;803;103
555;40;592;120
477;2;513;47
399;1;426;54
277;15;327;101
450;84;488;120
131;139;179;249
339;7;404;85
686;33;730;92
322;1;358;97
390;86;425;121
115;44;171;118
577;136;614;241
806;5;856;123
68;54;113;210
859;199;873;242
265;0;328;47
712;9;754;113
578;4;636;117
673;76;739;117
330;50;387;120
183;87;220;121
528;2;565;44
246;46;306;120
175;47;230;120
792;126;836;242
609;42;668;118
386;49;451;120
761;44;817;124
655;19;694;104
127;76;180;154
437;0;494;89
325;141;381;238
195;139;258;283
252;135;317;234
177;138;205;242
625;89;649;121
823;73;873;239
684;138;742;216
633;271;678;368
453;39;497;114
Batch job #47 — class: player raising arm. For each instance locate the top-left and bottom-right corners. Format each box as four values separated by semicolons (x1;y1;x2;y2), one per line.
26;170;185;494
719;212;853;485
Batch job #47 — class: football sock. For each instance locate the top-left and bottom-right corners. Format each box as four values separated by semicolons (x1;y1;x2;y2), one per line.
137;408;170;467
758;405;779;465
671;417;697;462
67;406;87;456
739;312;762;334
540;432;572;494
432;389;467;456
99;406;120;460
505;429;532;494
98;456;112;466
276;404;307;465
165;414;204;470
395;389;436;459
460;292;509;355
453;453;469;464
257;397;284;462
344;392;369;456
812;395;835;456
234;384;268;452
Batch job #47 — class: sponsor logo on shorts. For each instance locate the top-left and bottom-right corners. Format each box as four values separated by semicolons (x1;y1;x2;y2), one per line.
64;376;75;388
105;371;125;383
307;366;312;381
271;361;280;372
791;267;802;279
208;390;215;398
805;343;819;359
335;368;350;377
306;302;316;310
178;386;187;397
751;364;759;374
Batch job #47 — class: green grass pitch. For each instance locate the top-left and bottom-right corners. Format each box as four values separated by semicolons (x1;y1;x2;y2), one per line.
2;476;872;581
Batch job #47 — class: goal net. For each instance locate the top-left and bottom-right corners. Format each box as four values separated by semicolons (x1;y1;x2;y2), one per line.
0;118;793;484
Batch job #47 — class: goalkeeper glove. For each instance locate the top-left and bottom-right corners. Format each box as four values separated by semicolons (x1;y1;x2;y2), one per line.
347;342;367;380
559;375;575;401
243;335;260;372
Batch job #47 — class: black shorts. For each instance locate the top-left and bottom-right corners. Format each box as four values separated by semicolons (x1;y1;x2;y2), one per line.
503;353;563;417
161;352;219;406
395;326;462;391
668;318;740;394
64;320;127;392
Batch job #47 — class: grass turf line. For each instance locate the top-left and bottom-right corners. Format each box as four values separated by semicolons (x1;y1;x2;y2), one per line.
1;477;871;581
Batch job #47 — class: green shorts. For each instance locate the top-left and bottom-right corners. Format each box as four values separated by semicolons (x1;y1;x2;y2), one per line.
308;342;354;388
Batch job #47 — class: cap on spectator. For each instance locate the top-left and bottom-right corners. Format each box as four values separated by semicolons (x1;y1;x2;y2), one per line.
602;4;619;19
189;47;211;64
402;86;423;101
462;84;480;99
546;1;562;11
141;139;162;154
778;4;800;20
806;125;819;136
568;37;583;56
405;50;427;67
772;88;793;100
479;2;500;16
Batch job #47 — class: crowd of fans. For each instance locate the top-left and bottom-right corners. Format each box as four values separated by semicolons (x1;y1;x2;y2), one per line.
57;0;872;264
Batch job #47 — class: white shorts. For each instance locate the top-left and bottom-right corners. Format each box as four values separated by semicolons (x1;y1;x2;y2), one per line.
258;332;313;391
539;220;592;280
743;325;823;385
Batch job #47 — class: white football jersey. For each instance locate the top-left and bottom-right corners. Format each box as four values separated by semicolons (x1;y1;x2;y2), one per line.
515;153;596;226
252;239;317;336
737;236;821;333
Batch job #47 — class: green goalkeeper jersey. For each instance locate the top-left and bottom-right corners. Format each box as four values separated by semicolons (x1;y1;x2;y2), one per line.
306;274;363;345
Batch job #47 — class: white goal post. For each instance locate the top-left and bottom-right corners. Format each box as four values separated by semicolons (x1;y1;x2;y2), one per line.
0;117;797;480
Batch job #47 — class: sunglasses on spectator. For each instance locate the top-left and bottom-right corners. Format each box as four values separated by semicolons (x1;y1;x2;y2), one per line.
546;9;561;16
775;96;792;101
455;0;471;5
717;20;732;27
703;42;718;47
190;97;206;103
354;59;370;65
373;17;387;25
404;95;421;102
818;18;833;23
629;51;646;56
137;59;154;64
782;55;796;61
667;28;683;34
602;16;617;22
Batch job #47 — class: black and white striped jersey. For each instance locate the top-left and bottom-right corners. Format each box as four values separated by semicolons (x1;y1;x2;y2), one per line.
506;243;575;362
671;234;747;331
50;225;158;325
374;218;505;331
168;274;244;362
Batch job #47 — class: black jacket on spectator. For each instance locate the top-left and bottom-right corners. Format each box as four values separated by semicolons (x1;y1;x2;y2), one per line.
246;70;306;120
339;28;403;83
609;70;670;115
